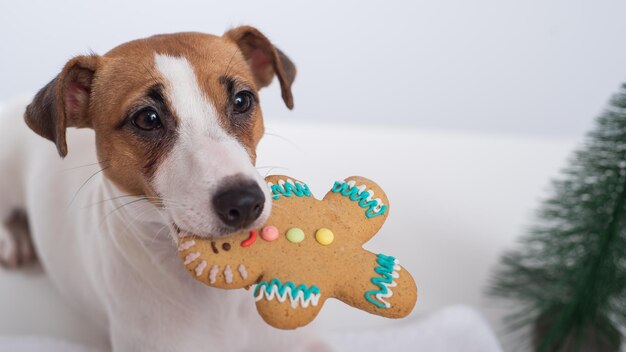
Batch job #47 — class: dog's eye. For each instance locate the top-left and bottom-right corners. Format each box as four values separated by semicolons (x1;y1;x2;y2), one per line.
131;108;162;131
233;91;254;114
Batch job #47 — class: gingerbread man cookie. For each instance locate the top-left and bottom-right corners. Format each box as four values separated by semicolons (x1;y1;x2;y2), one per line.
177;175;417;329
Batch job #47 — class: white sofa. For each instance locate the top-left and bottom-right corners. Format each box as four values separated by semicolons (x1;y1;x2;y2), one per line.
0;113;577;351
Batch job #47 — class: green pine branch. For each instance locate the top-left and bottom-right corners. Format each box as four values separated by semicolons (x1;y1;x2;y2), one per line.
490;83;626;352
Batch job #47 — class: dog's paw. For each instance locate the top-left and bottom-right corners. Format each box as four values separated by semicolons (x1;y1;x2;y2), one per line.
0;212;36;268
0;228;19;267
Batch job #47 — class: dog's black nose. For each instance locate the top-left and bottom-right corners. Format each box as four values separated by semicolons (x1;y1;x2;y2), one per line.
212;182;265;228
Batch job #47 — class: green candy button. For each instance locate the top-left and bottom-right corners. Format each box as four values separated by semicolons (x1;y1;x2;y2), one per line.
286;227;305;243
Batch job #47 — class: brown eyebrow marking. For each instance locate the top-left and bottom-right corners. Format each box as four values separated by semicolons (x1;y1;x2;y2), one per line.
219;75;236;97
147;84;166;105
218;75;258;101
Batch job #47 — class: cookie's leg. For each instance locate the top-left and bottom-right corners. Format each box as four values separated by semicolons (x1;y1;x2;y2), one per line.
335;251;417;319
0;209;36;268
253;278;327;329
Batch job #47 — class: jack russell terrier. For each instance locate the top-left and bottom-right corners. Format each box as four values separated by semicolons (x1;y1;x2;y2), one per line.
0;27;330;351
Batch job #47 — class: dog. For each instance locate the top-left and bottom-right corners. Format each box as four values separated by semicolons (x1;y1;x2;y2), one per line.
0;26;329;351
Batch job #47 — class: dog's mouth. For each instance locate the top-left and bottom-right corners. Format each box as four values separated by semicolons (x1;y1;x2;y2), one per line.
171;218;266;240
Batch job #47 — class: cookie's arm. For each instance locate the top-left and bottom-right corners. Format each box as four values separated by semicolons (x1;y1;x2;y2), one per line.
264;175;317;206
334;250;417;319
322;176;390;244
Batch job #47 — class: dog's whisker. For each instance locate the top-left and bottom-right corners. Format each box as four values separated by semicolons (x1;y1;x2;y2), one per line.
144;199;187;208
256;165;288;171
147;223;171;247
119;203;170;231
63;159;110;172
86;195;185;208
112;206;176;246
152;205;191;212
110;198;189;235
85;194;146;208
223;47;241;78
144;196;185;205
100;197;152;226
264;167;286;177
262;131;301;148
66;165;112;210
142;63;161;87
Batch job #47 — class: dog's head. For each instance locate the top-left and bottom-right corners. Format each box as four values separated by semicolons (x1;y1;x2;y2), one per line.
24;26;296;237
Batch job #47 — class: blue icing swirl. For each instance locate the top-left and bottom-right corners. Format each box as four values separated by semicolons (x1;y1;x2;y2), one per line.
365;254;399;309
270;180;312;200
254;278;320;300
331;181;388;218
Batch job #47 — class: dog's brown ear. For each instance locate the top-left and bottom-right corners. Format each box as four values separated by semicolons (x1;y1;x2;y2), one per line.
24;55;99;158
224;26;296;109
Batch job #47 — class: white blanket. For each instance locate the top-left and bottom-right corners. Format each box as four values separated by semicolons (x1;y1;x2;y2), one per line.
0;336;101;352
327;305;502;352
0;305;500;352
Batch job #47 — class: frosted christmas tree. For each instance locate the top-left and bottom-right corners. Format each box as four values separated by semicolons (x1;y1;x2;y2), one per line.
490;84;626;351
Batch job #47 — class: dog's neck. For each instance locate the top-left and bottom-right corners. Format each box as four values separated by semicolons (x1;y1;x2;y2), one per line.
98;176;240;310
98;177;189;284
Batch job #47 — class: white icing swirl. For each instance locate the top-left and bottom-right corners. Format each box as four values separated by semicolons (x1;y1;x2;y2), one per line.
254;284;321;309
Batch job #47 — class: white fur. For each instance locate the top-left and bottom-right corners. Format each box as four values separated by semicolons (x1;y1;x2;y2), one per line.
0;66;319;351
152;54;272;238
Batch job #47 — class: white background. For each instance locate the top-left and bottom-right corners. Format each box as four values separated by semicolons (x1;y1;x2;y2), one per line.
1;0;626;138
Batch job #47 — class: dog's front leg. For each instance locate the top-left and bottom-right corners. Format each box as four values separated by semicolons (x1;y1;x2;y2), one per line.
105;281;333;352
105;285;261;352
0;209;36;268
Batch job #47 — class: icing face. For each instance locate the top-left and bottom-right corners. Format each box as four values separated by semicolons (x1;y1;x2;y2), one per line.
177;175;418;329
